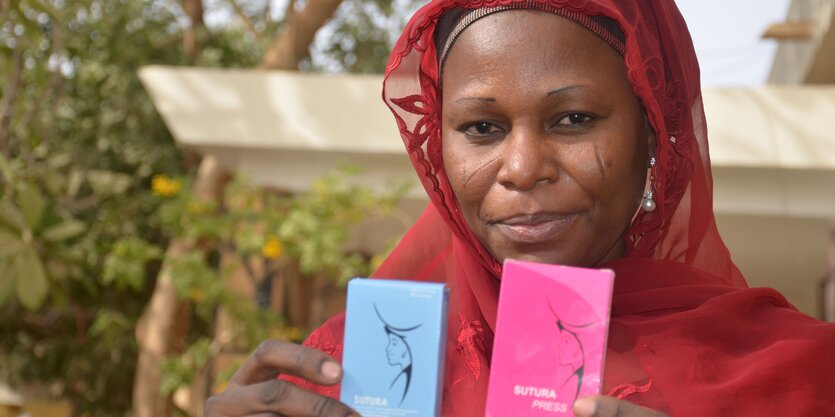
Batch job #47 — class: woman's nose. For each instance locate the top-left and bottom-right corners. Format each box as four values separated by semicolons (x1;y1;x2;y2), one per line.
496;129;558;191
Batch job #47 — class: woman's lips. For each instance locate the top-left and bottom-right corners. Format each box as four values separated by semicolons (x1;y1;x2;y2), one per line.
492;213;577;243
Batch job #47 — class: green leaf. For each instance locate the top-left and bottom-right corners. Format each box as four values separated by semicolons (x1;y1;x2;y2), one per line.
0;260;15;306
25;0;58;19
87;170;133;195
41;220;86;242
15;182;46;230
0;202;26;232
0;227;24;258
15;246;49;311
0;153;14;184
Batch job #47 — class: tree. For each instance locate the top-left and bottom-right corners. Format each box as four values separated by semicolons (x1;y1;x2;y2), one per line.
132;0;352;414
0;0;416;416
131;1;214;415
0;1;204;415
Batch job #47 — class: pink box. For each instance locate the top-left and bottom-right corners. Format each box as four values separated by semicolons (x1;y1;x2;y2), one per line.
485;259;614;417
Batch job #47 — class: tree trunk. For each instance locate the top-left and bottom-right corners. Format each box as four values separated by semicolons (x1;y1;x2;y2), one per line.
133;156;230;417
259;0;344;70
131;2;346;413
308;272;346;330
181;0;206;63
206;0;347;395
132;2;210;416
256;0;347;337
285;259;314;329
133;241;190;417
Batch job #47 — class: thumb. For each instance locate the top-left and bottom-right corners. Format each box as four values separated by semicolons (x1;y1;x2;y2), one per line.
573;396;669;417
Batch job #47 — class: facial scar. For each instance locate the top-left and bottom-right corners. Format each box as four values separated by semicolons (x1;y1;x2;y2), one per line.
593;142;609;179
462;155;501;189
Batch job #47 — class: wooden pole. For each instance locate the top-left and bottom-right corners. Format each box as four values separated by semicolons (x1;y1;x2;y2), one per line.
826;221;835;322
761;21;814;40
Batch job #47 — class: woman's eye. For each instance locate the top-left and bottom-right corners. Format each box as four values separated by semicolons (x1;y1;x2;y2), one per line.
464;121;502;137
556;113;592;126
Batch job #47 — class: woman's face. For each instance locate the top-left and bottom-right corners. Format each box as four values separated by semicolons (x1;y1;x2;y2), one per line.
558;327;583;367
385;333;410;368
441;10;655;267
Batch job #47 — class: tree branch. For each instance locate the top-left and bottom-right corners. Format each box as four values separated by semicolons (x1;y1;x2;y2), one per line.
14;56;59;165
227;0;261;39
259;0;343;70
263;0;272;23
283;0;296;21
43;24;65;149
0;45;24;157
180;0;206;63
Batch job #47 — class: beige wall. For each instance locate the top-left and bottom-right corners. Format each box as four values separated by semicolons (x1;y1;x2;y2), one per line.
716;214;829;318
140;68;835;320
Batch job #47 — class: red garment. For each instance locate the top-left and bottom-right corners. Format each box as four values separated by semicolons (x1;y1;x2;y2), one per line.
289;0;835;415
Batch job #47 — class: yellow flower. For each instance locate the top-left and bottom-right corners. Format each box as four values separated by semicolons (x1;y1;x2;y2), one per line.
151;175;181;197
284;326;302;341
371;254;385;272
261;236;284;260
186;201;207;215
190;288;206;303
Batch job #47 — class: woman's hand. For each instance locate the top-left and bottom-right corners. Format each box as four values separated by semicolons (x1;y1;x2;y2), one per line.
574;396;670;417
205;340;359;417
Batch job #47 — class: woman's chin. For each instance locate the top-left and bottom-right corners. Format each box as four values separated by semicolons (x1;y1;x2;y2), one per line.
494;248;579;267
486;229;622;268
491;242;615;268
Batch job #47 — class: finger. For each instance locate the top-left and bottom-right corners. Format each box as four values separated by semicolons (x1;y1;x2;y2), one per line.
229;340;342;387
244;414;284;417
206;396;285;417
225;378;359;417
574;396;670;417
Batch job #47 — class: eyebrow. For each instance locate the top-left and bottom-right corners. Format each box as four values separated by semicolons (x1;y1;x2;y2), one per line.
547;85;587;97
454;96;497;104
453;85;588;104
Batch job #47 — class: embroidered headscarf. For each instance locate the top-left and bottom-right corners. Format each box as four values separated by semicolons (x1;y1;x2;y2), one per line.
290;1;835;415
381;0;745;283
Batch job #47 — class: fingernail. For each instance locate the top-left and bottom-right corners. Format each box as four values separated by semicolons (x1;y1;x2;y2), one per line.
321;361;341;380
573;398;598;417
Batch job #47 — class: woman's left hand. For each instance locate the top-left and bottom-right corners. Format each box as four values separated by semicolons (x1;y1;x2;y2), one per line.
573;396;670;417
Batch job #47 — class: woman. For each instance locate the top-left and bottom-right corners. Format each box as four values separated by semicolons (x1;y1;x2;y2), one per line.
375;303;420;406
206;0;835;416
553;312;590;405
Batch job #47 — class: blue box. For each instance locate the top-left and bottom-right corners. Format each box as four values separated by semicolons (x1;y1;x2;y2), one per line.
341;279;449;417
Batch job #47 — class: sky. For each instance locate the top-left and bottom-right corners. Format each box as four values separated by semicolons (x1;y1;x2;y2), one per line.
676;0;793;87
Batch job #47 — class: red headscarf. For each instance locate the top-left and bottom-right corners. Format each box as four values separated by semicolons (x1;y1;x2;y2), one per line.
291;1;835;415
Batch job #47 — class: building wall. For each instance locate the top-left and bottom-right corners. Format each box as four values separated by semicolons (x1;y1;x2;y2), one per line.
768;0;835;84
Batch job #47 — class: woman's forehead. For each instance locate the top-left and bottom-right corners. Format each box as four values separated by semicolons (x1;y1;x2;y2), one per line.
441;11;626;96
451;10;617;57
437;7;625;72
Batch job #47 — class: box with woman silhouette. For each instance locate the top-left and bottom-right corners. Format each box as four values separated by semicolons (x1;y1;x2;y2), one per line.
486;260;614;416
341;279;449;417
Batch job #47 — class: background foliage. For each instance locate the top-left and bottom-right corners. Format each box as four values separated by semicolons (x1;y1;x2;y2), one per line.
0;0;416;415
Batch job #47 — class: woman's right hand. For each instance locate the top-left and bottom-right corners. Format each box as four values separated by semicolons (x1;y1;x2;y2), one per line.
205;339;360;417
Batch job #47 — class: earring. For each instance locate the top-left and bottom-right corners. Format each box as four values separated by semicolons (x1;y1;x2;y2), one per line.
642;157;657;213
